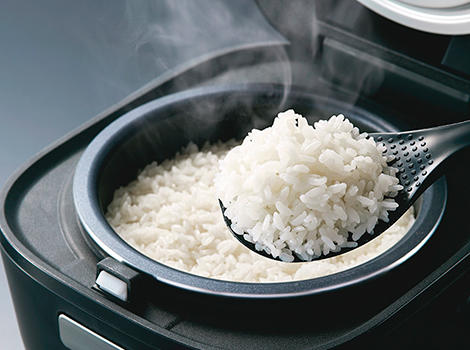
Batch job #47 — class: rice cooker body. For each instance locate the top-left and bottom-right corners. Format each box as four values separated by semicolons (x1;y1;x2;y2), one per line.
0;84;452;349
73;84;447;299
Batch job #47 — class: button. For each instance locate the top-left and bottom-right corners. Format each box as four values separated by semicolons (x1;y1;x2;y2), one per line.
96;271;128;302
58;314;124;350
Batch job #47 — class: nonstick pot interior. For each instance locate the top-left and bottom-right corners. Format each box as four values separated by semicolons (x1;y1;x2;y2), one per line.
73;84;447;299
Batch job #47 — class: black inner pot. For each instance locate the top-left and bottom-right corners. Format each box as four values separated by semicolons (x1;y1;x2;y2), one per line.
73;84;447;299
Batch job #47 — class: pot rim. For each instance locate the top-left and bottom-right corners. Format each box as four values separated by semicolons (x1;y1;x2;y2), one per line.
73;84;447;299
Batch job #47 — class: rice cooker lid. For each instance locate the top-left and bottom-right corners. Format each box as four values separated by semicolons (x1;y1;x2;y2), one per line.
356;0;470;35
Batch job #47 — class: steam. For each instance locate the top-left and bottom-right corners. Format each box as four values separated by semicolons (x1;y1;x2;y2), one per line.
315;1;385;104
123;1;290;90
117;0;386;149
257;0;385;107
67;1;385;118
120;1;296;136
74;0;387;152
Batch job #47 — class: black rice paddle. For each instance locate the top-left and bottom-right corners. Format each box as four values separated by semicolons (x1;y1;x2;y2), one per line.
220;120;470;262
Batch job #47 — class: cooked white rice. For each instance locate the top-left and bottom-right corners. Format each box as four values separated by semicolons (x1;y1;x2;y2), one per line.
215;110;402;262
106;123;414;283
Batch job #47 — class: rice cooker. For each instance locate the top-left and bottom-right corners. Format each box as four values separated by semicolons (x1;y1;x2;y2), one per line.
1;1;470;349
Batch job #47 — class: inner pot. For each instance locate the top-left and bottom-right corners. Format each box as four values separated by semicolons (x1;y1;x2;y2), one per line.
73;84;447;299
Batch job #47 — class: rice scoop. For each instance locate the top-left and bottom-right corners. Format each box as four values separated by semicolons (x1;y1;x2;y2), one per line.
215;110;403;262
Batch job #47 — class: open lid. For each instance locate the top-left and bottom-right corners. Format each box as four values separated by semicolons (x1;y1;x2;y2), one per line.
356;0;470;34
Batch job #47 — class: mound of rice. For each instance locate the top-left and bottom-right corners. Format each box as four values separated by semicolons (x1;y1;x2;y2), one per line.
215;110;402;262
106;122;414;283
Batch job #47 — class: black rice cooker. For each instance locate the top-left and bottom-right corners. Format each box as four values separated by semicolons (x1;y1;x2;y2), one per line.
0;84;453;349
2;0;470;348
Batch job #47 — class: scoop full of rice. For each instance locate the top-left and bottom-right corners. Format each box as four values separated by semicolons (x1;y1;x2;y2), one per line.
215;110;402;262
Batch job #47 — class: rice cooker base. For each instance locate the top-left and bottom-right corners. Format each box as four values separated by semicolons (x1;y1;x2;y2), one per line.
0;85;458;350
